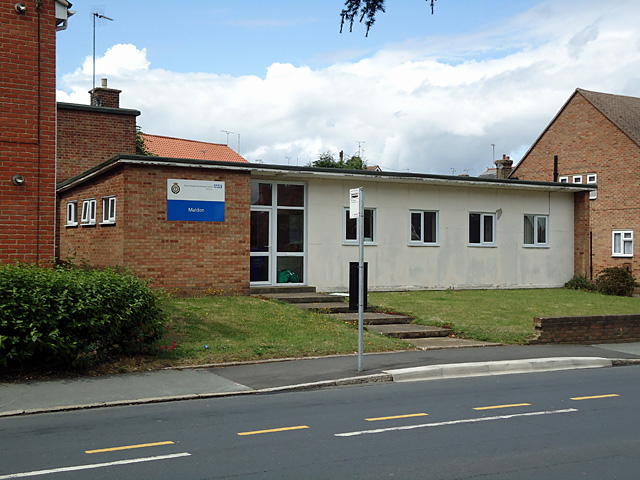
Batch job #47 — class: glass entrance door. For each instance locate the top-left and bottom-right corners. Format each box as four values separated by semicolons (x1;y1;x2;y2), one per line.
250;181;306;285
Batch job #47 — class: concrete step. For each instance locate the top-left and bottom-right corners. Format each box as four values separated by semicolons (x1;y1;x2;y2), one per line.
250;286;317;295
366;324;453;339
296;302;355;313
325;312;414;325
256;292;339;304
408;337;502;350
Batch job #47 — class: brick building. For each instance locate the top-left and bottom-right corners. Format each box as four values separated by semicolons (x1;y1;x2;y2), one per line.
0;0;73;263
511;88;640;280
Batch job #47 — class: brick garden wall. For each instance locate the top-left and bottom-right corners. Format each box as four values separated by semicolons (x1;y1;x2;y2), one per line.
531;315;640;344
58;164;251;294
0;0;57;263
56;104;138;182
512;92;640;280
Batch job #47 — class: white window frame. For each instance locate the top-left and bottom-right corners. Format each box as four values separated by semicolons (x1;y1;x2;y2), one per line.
101;196;116;224
587;174;597;199
468;212;497;247
408;210;439;246
572;175;583;184
343;207;376;245
558;176;569;183
66;201;78;227
81;199;96;226
612;230;633;257
523;214;549;247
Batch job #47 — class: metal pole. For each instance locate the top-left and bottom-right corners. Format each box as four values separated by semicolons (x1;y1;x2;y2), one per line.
358;187;365;372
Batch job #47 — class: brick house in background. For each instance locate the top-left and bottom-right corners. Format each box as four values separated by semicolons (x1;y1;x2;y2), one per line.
141;134;249;163
1;0;74;263
511;88;640;280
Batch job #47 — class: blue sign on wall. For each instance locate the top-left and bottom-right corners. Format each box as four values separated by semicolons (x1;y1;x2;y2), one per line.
167;179;225;222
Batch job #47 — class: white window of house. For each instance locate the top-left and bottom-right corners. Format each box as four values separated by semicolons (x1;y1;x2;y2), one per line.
572;175;583;184
81;199;96;226
409;210;439;245
587;174;597;199
343;207;376;245
612;230;633;257
101;196;116;224
559;176;569;183
66;201;78;227
469;212;496;246
524;214;549;247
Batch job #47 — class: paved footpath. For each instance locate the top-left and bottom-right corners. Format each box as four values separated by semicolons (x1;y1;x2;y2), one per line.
2;342;640;417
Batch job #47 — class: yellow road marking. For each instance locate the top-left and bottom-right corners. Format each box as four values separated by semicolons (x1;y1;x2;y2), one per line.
473;403;531;411
366;413;429;422
237;425;309;436
571;394;619;401
85;441;174;454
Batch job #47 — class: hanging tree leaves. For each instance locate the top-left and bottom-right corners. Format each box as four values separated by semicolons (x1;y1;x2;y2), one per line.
340;0;437;36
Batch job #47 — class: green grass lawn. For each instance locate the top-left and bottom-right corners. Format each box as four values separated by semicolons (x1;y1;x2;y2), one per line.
369;288;640;344
154;295;408;367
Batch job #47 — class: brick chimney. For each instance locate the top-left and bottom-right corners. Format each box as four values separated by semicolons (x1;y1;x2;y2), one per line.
89;78;121;108
495;154;513;179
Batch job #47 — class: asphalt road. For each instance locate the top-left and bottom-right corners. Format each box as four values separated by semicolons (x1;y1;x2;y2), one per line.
1;366;639;479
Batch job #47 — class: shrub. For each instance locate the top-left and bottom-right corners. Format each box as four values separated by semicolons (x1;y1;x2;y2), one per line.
0;263;168;370
564;275;595;291
594;267;639;297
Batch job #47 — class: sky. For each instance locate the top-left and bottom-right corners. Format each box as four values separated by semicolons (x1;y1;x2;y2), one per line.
56;0;640;176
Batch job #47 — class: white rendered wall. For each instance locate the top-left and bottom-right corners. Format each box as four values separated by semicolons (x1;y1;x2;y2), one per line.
305;178;574;292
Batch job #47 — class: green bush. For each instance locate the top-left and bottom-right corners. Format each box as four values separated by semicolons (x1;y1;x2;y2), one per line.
594;267;638;297
564;275;595;291
0;263;168;370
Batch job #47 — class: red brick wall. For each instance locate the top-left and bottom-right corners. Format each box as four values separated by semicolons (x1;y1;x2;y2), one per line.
0;0;57;264
512;92;640;279
56;104;138;182
531;315;640;344
58;165;251;294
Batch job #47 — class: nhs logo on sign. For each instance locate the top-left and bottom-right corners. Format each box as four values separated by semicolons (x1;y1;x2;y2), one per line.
167;179;225;222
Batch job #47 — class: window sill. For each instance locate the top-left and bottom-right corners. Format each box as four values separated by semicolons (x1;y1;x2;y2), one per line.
65;223;78;228
468;243;497;248
343;241;377;246
100;221;116;226
81;223;96;227
612;254;633;258
408;242;440;247
523;244;550;249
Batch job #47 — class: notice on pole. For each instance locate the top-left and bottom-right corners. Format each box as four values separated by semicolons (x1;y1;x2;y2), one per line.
349;188;360;219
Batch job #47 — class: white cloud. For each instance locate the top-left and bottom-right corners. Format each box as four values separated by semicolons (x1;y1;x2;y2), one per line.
57;0;640;176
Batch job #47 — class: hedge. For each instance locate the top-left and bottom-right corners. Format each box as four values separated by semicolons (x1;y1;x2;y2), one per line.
0;263;167;370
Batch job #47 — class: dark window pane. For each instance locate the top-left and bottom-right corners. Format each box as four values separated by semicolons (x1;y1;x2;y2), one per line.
524;215;534;245
483;215;493;243
250;211;270;252
364;209;374;242
277;184;304;207
251;183;272;206
277;209;304;252
424;212;436;243
277;257;303;283
411;213;422;241
469;213;480;244
536;216;546;244
345;215;357;240
250;256;269;282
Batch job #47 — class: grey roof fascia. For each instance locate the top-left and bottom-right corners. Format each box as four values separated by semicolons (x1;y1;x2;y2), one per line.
56;155;596;194
57;102;141;117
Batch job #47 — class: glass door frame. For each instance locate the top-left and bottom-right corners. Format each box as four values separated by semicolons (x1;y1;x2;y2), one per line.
250;180;307;286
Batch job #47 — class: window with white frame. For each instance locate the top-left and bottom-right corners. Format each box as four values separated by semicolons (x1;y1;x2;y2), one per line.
101;196;116;224
559;176;569;183
81;199;96;225
572;175;583;184
612;230;633;257
587;174;597;199
66;201;78;227
409;210;438;245
524;214;549;247
469;212;496;246
343;207;376;244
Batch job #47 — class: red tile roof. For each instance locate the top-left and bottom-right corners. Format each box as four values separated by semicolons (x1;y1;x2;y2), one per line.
141;134;248;163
